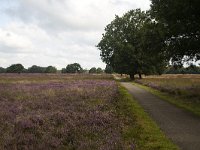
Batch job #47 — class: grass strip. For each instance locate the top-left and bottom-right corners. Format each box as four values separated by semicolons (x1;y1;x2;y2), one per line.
132;82;200;117
116;85;179;150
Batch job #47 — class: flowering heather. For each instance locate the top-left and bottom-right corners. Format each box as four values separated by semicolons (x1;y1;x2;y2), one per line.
136;74;200;103
0;74;130;150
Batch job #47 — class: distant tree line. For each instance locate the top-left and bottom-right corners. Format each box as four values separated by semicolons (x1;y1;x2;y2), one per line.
89;67;103;74
0;64;57;73
1;63;199;74
0;63;108;74
61;63;106;74
165;64;200;74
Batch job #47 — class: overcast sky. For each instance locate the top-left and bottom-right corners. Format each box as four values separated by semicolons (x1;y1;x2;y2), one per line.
0;0;151;69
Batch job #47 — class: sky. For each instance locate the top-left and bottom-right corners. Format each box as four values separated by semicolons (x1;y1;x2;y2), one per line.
0;0;151;69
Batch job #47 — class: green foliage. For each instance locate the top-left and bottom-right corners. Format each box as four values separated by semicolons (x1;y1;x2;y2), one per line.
45;66;57;73
105;65;113;74
150;0;200;64
89;67;97;73
96;67;103;74
165;65;200;74
28;65;46;73
0;67;6;73
186;64;200;74
6;64;24;73
65;63;83;73
22;68;28;73
61;68;66;73
89;67;103;74
97;9;167;79
82;69;89;73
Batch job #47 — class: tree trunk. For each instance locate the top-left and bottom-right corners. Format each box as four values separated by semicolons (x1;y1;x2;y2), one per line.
121;74;122;76
139;73;142;79
130;74;135;80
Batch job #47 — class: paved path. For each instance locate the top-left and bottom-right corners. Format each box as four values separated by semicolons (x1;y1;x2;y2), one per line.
121;82;200;150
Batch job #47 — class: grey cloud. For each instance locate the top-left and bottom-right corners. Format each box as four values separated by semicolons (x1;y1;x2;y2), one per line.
4;0;104;32
0;0;150;69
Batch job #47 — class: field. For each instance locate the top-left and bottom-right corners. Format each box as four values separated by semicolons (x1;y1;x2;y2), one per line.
135;74;200;115
0;73;177;150
0;74;124;149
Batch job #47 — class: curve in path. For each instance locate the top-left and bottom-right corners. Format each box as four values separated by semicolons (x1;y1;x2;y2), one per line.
121;82;200;150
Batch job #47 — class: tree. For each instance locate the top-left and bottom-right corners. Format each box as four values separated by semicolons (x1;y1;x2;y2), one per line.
150;0;200;64
65;63;83;73
104;65;113;74
6;64;24;73
28;65;46;73
61;68;66;73
139;15;168;75
96;67;103;74
0;67;6;73
165;64;200;74
82;69;88;74
97;9;167;79
22;68;28;73
186;64;200;74
45;66;57;73
89;67;97;74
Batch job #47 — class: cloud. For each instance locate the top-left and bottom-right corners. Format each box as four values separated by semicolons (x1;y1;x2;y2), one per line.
0;27;33;53
0;0;151;69
5;0;150;32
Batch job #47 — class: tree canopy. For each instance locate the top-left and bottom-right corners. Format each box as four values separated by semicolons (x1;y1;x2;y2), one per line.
0;67;6;73
96;67;103;74
104;65;113;74
165;64;200;74
97;9;167;79
28;65;46;73
150;0;200;64
65;63;83;73
45;66;57;73
89;67;97;74
6;64;24;73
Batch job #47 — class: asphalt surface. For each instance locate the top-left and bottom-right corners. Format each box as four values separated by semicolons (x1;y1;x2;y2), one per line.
121;82;200;150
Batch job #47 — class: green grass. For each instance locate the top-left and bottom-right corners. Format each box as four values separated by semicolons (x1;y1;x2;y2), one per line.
116;85;178;150
132;82;200;117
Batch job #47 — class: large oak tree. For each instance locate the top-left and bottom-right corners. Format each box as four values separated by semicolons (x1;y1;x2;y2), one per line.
151;0;200;64
97;9;167;79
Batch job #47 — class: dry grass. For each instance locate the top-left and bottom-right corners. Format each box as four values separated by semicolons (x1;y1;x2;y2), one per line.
137;74;200;98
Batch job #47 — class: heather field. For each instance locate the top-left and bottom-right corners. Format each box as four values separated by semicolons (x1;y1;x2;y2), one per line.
0;74;124;149
0;73;178;150
135;74;200;100
135;74;200;115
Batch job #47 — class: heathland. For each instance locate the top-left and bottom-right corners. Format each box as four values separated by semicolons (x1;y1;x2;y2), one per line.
0;74;177;150
135;74;200;116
